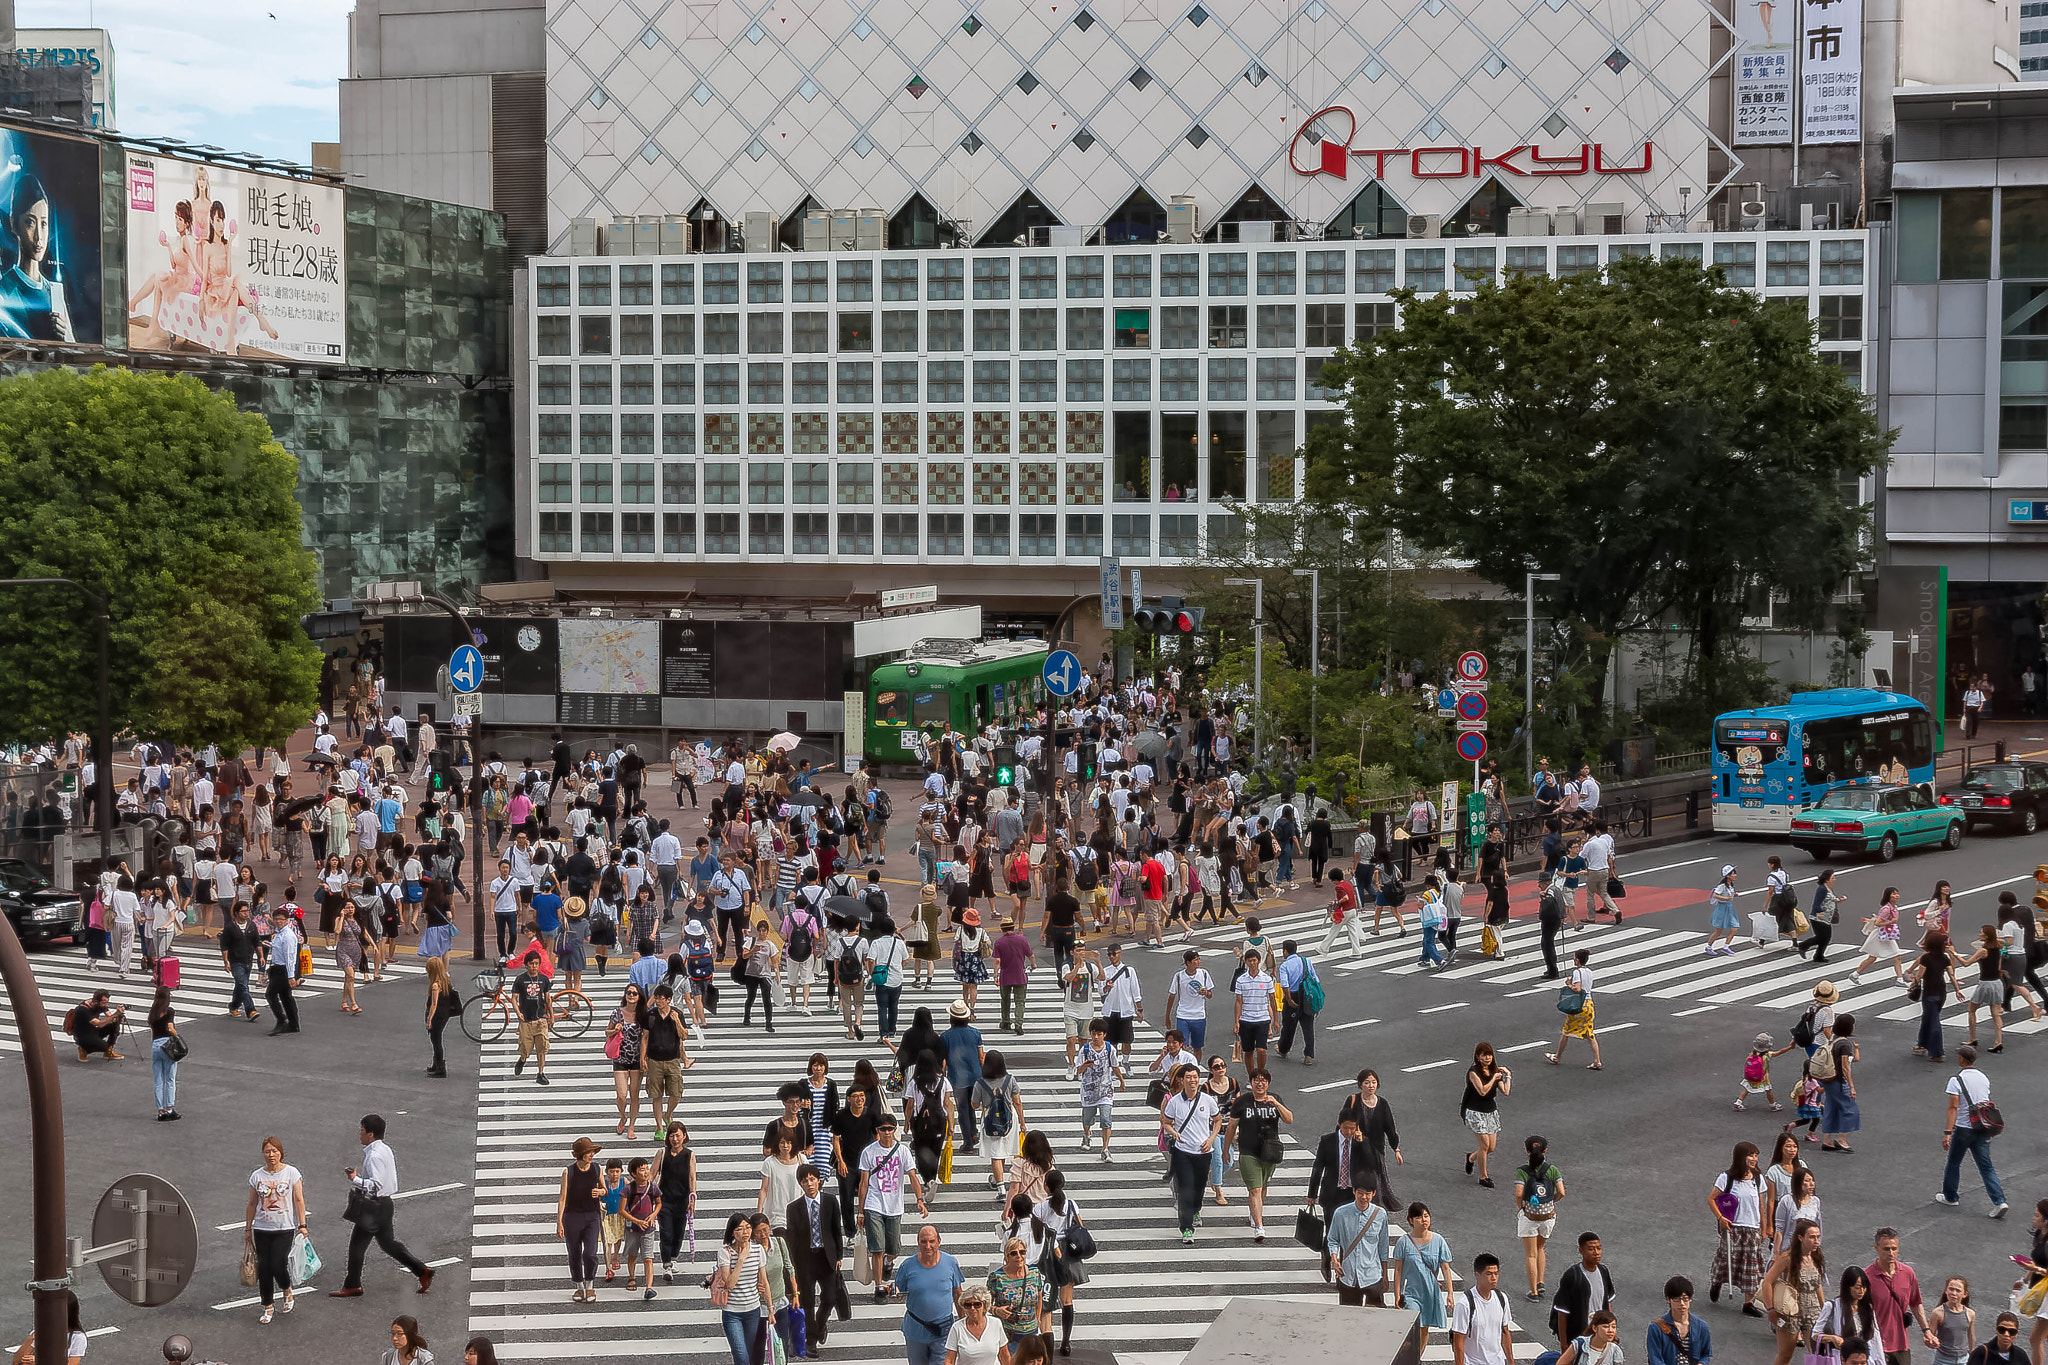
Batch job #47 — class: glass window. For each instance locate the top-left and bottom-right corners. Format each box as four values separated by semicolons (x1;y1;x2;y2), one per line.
1817;295;1862;342
1114;255;1152;298
704;462;741;503
881;258;919;301
662;511;695;554
837;512;874;554
748;512;784;554
838;361;874;404
1160;357;1200;402
1256;252;1296;295
1160;253;1199;297
1067;358;1104;402
928;258;965;300
1305;250;1345;294
1019;308;1058;350
1209;252;1248;296
538;364;571;405
1112;513;1150;556
620;263;654;305
538;510;573;553
1765;240;1810;287
1257;410;1296;499
790;511;830;554
747;362;784;405
929;310;964;352
703;313;739;354
663;463;695;504
579;511;614;553
881;361;918;404
1454;246;1496;287
1161;413;1197;497
620;413;656;454
1019;359;1058;402
927;513;965;555
1941;188;1994;280
838;260;874;301
792;260;829;302
1207;512;1243;555
1711;241;1755;288
791;312;827;354
703;363;740;405
579;413;613;454
1208;357;1248;401
1115;308;1150;348
972;513;1010;556
1357;249;1396;292
620;510;655;553
1068;307;1104;350
1067;256;1104;298
882;463;919;505
928;360;965;403
1209;411;1247;500
662;314;694;355
1256;304;1296;348
660;262;694;305
579;316;612;355
580;461;613;503
1065;513;1104;556
703;511;740;554
662;412;694;454
881;512;918;554
537;413;572;454
1113;358;1151;401
535;264;570;308
1255;357;1297;401
973;258;1011;299
1819;238;1866;286
1661;242;1703;264
703;262;739;304
882;311;919;352
662;363;694;405
538;461;572;503
1018;513;1057;556
619;364;654;404
1209;305;1247;348
746;261;782;303
974;308;1010;352
2002;403;2047;450
973;359;1010;402
748;462;784;503
838;312;873;352
749;312;784;354
792;361;829;404
578;264;612;306
1404;248;1445;292
619;314;654;355
1306;356;1339;401
1113;411;1149;500
1160;306;1199;350
1160;513;1198;557
578;364;612;406
1019;257;1057;299
838;462;874;504
1505;245;1547;277
1304;303;1343;347
538;315;571;355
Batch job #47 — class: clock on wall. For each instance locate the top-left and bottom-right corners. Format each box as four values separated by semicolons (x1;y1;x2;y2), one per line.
518;625;542;652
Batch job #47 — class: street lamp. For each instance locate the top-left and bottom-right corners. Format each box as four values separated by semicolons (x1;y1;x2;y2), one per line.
1526;572;1562;789
1291;568;1319;761
1224;577;1264;771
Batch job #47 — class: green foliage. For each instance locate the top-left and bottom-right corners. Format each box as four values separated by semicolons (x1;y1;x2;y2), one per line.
0;367;322;749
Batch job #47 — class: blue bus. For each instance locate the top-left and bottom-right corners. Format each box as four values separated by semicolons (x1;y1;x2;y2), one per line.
1712;689;1935;834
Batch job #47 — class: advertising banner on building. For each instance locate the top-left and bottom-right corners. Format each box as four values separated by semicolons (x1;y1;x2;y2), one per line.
0;124;102;345
124;151;347;363
1799;0;1862;145
1732;0;1794;144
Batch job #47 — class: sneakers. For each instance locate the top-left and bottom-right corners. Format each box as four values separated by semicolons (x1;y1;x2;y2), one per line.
1935;1194;1961;1206
1732;1100;1747;1111
1079;1131;1092;1150
1253;1225;1266;1243
515;1057;526;1076
1100;1150;1115;1163
1768;1103;1784;1112
1992;1203;2011;1219
1181;1230;1195;1245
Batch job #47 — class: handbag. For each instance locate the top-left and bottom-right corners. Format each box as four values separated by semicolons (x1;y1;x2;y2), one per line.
903;915;931;946
1294;1204;1327;1256
605;1030;623;1061
1060;1214;1098;1261
1556;984;1587;1015
1771;1279;1800;1318
342;1186;378;1229
1712;1190;1741;1222
161;1032;189;1062
1607;877;1626;900
239;1244;259;1288
2018;1275;2048;1318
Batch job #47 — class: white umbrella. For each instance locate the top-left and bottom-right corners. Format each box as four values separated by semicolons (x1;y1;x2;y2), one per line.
765;731;802;753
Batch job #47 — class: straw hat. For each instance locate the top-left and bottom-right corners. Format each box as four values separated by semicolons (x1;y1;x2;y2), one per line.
948;999;972;1020
1811;980;1839;1003
565;896;588;920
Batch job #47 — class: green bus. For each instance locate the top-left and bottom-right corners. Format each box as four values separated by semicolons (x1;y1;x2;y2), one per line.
866;638;1051;762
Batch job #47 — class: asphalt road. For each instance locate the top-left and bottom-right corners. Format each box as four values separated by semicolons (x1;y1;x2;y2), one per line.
6;753;2047;1365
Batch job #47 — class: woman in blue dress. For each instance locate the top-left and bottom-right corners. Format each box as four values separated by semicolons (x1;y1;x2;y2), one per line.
1392;1201;1454;1344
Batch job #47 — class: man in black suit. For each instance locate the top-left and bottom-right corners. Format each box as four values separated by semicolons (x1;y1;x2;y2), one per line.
785;1164;847;1355
1306;1115;1377;1275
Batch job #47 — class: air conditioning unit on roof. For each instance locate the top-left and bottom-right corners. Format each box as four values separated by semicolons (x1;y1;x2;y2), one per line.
1406;213;1441;239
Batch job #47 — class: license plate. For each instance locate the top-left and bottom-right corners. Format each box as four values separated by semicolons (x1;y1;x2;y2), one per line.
1741;798;1763;808
1813;822;1835;833
1961;796;1982;807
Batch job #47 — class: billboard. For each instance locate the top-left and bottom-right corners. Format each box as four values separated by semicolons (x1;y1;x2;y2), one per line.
13;29;116;128
0;124;102;345
1799;0;1862;145
1731;0;1793;145
124;151;347;364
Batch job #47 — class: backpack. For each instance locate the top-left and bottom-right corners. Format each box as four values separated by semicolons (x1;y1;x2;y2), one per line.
863;886;889;922
1301;961;1325;1014
1075;859;1099;892
1385;875;1405;906
1808;1043;1838;1081
1743;1053;1768;1084
837;938;863;985
1791;1006;1818;1049
983;1085;1014;1138
872;789;893;821
686;938;715;982
788;915;815;962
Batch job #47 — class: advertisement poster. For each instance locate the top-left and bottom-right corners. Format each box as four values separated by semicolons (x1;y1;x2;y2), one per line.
1732;0;1794;145
0;125;102;345
124;151;347;363
661;621;715;698
1800;0;1862;145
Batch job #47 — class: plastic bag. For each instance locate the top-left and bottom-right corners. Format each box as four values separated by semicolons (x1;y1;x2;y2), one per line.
288;1231;323;1286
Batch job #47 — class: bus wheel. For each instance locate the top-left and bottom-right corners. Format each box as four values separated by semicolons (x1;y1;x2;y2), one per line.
1876;832;1898;862
1944;821;1963;851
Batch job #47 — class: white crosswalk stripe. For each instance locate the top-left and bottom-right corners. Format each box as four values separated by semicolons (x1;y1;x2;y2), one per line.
0;940;426;1052
463;976;1541;1363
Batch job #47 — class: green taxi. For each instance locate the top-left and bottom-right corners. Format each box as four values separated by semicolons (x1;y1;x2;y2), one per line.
1789;782;1963;862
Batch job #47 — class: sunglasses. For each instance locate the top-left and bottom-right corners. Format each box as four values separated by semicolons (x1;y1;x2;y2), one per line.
1999;1328;2019;1337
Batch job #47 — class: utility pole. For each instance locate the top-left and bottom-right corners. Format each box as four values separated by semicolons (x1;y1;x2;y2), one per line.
1292;567;1319;761
1225;577;1264;771
1526;572;1561;790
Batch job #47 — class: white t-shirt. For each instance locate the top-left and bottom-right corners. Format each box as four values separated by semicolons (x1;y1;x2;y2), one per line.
249;1164;302;1231
946;1316;1006;1365
1161;1090;1221;1154
1714;1172;1765;1229
1100;962;1142;1016
860;1140;912;1215
1234;970;1275;1023
1171;968;1214;1020
1566;965;1596;1002
1948;1068;1992;1129
1453;1288;1519;1365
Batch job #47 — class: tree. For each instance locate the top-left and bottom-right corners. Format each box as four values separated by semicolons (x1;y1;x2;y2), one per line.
0;367;322;749
1308;256;1891;712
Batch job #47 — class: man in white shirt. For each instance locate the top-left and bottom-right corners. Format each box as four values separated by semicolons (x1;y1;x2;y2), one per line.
650;820;684;914
1099;942;1144;1059
1580;821;1620;925
1166;949;1215;1053
1451;1253;1518;1365
313;727;339;761
1939;1043;2007;1215
1565;767;1600;826
334;1113;434;1296
409;719;437;785
190;769;215;818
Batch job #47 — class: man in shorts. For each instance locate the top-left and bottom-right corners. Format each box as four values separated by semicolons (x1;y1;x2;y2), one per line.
1227;1067;1294;1241
856;1116;929;1298
1232;947;1276;1074
1075;1018;1124;1161
641;985;692;1128
1100;942;1144;1062
1061;946;1102;1079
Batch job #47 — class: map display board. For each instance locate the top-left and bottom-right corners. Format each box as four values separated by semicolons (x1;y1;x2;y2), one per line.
557;619;659;695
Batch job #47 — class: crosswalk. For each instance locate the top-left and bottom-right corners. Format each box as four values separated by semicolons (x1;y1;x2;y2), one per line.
0;936;427;1054
463;975;1544;1364
1166;890;2048;1037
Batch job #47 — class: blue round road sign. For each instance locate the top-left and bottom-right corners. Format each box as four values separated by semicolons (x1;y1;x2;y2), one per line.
1436;688;1456;711
1455;691;1487;722
1455;731;1488;761
1043;649;1084;697
449;644;484;694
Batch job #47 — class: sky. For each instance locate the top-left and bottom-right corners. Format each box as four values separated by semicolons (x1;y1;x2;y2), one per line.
18;0;349;163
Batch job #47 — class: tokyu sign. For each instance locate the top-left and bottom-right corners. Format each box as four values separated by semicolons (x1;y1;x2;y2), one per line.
1290;106;1652;179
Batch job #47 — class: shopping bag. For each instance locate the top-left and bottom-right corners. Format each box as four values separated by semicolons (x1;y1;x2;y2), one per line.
789;1304;809;1358
939;1132;954;1184
2018;1275;2048;1317
1750;910;1781;944
287;1231;323;1286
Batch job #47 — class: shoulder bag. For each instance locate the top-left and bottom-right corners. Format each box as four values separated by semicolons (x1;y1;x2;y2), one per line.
1956;1069;2005;1137
1556;979;1587;1015
161;1032;189;1062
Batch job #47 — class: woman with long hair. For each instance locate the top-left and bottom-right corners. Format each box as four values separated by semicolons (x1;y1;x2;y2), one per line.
423;956;458;1078
381;1316;434;1365
608;982;648;1139
1758;1218;1826;1365
1848;887;1907;986
334;889;367;1015
147;986;180;1120
1909;930;1964;1061
1709;1141;1774;1317
1460;1042;1510;1187
1814;1265;1878;1360
1961;925;2010;1052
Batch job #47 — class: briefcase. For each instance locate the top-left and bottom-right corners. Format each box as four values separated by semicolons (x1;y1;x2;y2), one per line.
1294;1204;1326;1256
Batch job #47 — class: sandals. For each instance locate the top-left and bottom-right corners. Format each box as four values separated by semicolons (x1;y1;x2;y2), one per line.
1544;1054;1560;1066
1586;1063;1603;1070
260;1306;275;1324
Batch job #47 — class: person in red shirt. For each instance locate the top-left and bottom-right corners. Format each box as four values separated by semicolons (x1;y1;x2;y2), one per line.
1319;873;1366;957
1865;1228;1936;1365
1139;850;1168;948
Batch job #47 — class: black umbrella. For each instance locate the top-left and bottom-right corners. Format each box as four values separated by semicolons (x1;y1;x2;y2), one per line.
1131;730;1171;761
823;895;866;920
785;790;828;809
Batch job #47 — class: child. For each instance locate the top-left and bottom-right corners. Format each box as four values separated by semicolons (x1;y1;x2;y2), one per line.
621;1156;662;1299
1733;1031;1793;1112
1075;1018;1123;1161
1785;1058;1825;1142
600;1159;627;1281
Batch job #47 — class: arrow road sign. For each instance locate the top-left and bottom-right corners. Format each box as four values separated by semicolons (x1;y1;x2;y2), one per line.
1456;651;1489;682
448;644;484;694
1043;649;1084;697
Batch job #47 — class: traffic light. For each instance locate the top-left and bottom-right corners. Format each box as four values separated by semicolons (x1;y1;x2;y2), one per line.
300;599;363;640
1134;595;1187;633
1172;606;1205;635
992;742;1017;786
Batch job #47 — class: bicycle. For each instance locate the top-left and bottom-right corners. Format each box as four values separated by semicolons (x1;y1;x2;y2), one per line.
459;960;594;1042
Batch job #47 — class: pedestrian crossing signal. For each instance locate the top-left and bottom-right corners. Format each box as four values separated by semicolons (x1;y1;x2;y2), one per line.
996;766;1015;786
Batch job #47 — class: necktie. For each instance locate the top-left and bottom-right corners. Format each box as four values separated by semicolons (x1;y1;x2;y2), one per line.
810;1199;822;1248
1339;1137;1351;1188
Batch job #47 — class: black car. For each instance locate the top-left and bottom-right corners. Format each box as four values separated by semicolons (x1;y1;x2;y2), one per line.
0;857;85;945
1938;762;2048;834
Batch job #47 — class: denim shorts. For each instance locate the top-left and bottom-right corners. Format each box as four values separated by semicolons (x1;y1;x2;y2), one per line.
863;1210;902;1255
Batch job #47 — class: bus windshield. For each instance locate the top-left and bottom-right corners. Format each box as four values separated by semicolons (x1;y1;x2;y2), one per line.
1715;719;1788;768
873;690;907;726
